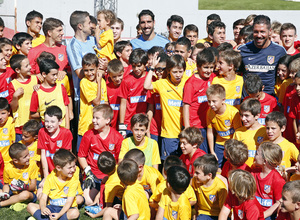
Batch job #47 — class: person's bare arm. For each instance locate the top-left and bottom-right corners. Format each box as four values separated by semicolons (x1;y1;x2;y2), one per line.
218;206;231;220
91;70;103;106
78;157;89;170
65;105;70;130
207;127;217;160
75;68;85;79
119;98;127;124
183;103;190;128
40;149;49;178
146;103;154;137
264;201;280;218
155;206;164;220
144;69;154;90
30;111;40;120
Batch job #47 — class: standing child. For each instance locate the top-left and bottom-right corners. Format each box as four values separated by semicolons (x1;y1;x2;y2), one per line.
12;32;33;56
113;41;132;79
0;51;15;100
290;71;300;145
0;38;13;66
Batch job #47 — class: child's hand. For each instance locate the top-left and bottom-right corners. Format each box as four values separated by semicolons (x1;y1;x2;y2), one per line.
57;71;67;81
50;213;60;220
37;73;44;83
33;84;40;91
296;132;300;144
203;42;211;48
41;207;51;216
150;52;160;69
14;88;24;98
187;57;195;66
99;58;108;71
38;178;45;188
96;70;103;84
211;152;218;161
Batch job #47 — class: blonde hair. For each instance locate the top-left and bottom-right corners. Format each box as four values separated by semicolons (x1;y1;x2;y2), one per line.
97;9;116;26
289;58;300;73
259;142;282;168
206;84;226;99
224;139;248;167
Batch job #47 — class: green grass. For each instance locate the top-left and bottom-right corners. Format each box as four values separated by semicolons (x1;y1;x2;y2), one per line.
198;0;300;10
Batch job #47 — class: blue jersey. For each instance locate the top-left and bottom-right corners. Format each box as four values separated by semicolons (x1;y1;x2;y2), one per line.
239;41;286;96
131;34;169;51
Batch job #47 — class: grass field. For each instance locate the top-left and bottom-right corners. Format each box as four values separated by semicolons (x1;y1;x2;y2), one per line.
198;0;300;10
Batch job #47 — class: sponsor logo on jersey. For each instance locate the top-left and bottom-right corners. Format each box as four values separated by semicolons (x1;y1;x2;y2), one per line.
256;196;273;207
264;105;270;113
267;56;275;65
0;90;8;98
130;95;146;103
110;104;120;110
0;140;10;147
249;150;256;158
168;99;183;107
93;153;99;160
198;96;207;103
46;150;55;159
155;103;161;110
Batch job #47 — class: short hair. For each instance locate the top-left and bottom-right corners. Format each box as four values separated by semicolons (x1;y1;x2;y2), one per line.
224;139;248;167
97;10;116;26
196;48;215;67
138;9;155;21
157;53;169;64
276;54;292;73
265;111;287;128
240;98;261;116
178;127;204;146
207;14;221;22
114;41;132;58
39;59;59;74
239;25;253;39
280;23;296;35
219;50;241;70
10;54;27;72
233;19;245;29
70;11;90;32
258;142;282;168
167;15;184;28
193;154;218;178
36;51;56;66
130;113;149;129
9;143;27;160
163;155;183;173
12;32;33;49
0;17;4;28
167;166;190;194
89;15;97;25
217;42;233;52
129;48;148;65
175;37;191;51
42;18;63;36
124;148;145;166
53;149;76;168
147;46;165;56
244;74;263;94
282;181;300;203
0;97;10;111
244;14;257;26
206;84;226;99
82;53;99;67
228;169;256;201
295;70;300;79
183;24;198;36
206;47;219;60
271;21;282;35
253;15;271;30
0;38;13;50
22;119;41;136
113;18;124;30
166;54;186;73
107;59;124;75
208;21;226;36
290;58;300;73
98;151;116;175
118;159;139;185
45;105;62;120
25;10;43;24
93;104;114;121
245;33;254;43
192;43;205;55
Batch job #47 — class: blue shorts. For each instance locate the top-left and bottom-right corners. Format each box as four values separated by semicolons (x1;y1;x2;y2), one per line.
15;133;23;143
161;137;181;160
76;135;83;152
214;143;225;168
8;190;37;203
197;214;218;220
199;128;208;153
33;205;77;220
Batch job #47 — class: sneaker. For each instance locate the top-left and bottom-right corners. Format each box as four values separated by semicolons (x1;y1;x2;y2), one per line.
10;202;27;211
85;205;102;214
0;192;10;201
27;217;36;220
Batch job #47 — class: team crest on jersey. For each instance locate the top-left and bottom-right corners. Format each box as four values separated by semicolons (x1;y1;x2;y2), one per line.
23;172;28;179
29;151;34;157
6;77;11;84
267;56;275;65
186;70;191;77
189;165;192;173
57;140;62;148
209;195;216;202
225;120;231;127
257;136;264;144
109;144;115;151
208;81;211;87
58;54;64;61
172;211;178;219
264;105;270;113
264;184;271;193
3;128;7;135
238;210;243;219
236;86;240;93
63;186;69;194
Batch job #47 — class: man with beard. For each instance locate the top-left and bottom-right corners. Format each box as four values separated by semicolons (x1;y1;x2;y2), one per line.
166;15;184;42
131;9;169;51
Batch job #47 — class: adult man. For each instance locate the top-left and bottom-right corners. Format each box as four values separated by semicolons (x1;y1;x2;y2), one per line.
166;15;184;42
239;15;286;96
131;9;169;51
208;20;226;48
25;10;45;47
280;23;299;56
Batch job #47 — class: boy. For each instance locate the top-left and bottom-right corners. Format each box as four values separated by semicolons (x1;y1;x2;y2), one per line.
244;74;278;125
30;59;70;129
114;40;132;79
0;38;13;66
119;48;148;137
8;54;38;142
183;48;216;152
0;49;15;100
156;166;191;220
0;17;4;38
198;14;221;45
78;104;123;205
111;18;124;43
208;21;226;48
27;149;80;220
233;98;268;167
12;32;33;56
212;50;243;108
206;84;242;167
1;143;38;207
266;111;298;168
280;23;299;56
290;71;300;145
25;10;44;48
119;113;160;169
192;154;228;219
183;24;199;47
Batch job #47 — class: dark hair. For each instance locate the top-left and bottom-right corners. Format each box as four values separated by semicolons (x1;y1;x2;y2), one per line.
0;38;13;50
114;41;132;58
42;18;63;36
69;11;90;32
193;154;218;178
166;54;186;73
157;53;169;64
107;59;124;75
53;149;76;168
276;54;292;76
219;50;242;70
130;113;149;129
240;98;261;116
244;74;264;94
208;21;226;36
253;15;271;30
217;42;233;52
124;148;145;166
10;54;27;72
117;159;139;185
0;17;4;28
239;25;253;39
207;14;221;22
0;97;10;111
39;59;59;75
138;9;155;21
233;19;245;29
82;53;99;67
25;10;43;24
183;24;198;36
163;155;183;173
129;48;148;65
206;47;219;60
98;151;116;175
280;23;297;35
12;32;33;49
44;105;62;120
147;46;165;56
175;37;191;51
265;111;287;128
22;119;41;136
167;166;190;194
36;51;56;66
178;127;204;146
9;143;27;159
196;48;215;67
89;15;97;25
167;15;184;28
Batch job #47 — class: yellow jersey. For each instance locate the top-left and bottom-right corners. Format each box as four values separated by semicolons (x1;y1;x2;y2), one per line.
32;34;45;48
0;117;15;163
185;61;197;78
104;167;124;203
98;29;116;61
274;138;298;168
138;165;164;194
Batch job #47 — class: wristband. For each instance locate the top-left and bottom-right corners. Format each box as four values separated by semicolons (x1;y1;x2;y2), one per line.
84;166;91;175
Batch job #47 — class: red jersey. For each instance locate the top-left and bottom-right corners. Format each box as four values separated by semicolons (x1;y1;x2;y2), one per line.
78;128;123;179
224;191;264;220
183;73;215;128
27;43;69;74
123;65;132;79
147;92;162;136
118;72;148;130
283;85;296;143
107;81;121;129
252;169;286;211
37;127;73;173
179;148;206;176
221;161;251;178
289;49;300;56
0;67;16;101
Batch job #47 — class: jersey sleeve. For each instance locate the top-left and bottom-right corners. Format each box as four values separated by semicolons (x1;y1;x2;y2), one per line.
27;49;38;75
37;129;47;150
289;97;298;119
158;190;167;209
67;43;83;71
7;82;15;103
182;79;194;104
118;139;129;160
63;129;73;150
99;31;109;48
61;84;69;106
151;140;161;165
78;132;91;157
218;184;228;209
178;197;192;220
114;132;123;162
152;80;161;94
59;76;71;96
42;175;51;195
232;110;242;130
80;79;97;103
30;91;39;112
206;110;213;129
290;143;299;162
273;175;286;202
224;191;234;210
123;191;139;217
3;165;9;184
29;162;39;180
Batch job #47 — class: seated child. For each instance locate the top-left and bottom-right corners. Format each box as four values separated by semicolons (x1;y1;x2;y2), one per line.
119;113;160;169
1;143;38;207
27;149;80;220
179;127;206;176
156;166;191;220
113;41;132;79
221;139;251;178
12;32;33;56
192;154;228;219
219;169;264;220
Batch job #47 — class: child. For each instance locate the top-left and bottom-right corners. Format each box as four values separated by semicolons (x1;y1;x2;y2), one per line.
8;54;38;142
0;51;15;100
119;48;148;137
25;10;44;48
280;23;299;56
212;50;243;108
221;139;251;178
12;32;33;56
206;84;242;167
233;98;268;167
118;113;161;169
0;38;13;66
179;127;206;176
78;104;123;205
1;143;38;207
183;48;216;153
164;42;175;56
30;59;70;129
219;169;264;220
192;154;228;219
252;142;286;219
144;54;188;161
155;166;191;220
290;154;300;181
244;74;278;125
113;40;132;79
95;9;117;61
27;149;80;220
290;72;300;145
190;43;205;62
77;53;107;149
0;98;15;163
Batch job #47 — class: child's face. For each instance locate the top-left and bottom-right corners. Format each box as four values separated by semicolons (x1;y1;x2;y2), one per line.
0;53;7;70
169;66;184;85
240;110;258;128
43;69;58;85
165;45;174;56
281;29;296;49
180;138;196;156
58;161;76;179
277;64;289;81
191;48;202;61
271;32;282;45
254;147;264;166
248;91;264;100
132;63;146;77
174;44;190;61
294;77;300;97
109;71;124;86
266;121;284;141
217;57;231;75
120;45;132;63
16;148;30;166
0;109;9;126
185;30;198;47
295;155;300;174
193;167;209;184
280;191;297;213
0;26;4;38
18;39;32;56
27;17;43;34
44;114;61;134
97;13;109;30
83;64;97;82
198;63;214;79
111;22;122;41
155;62;166;79
92;111;110;131
207;95;225;112
2;44;12;62
132;123;146;143
22;131;36;146
19;58;32;76
290;71;297;79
